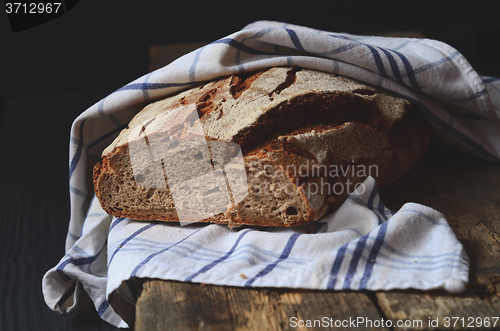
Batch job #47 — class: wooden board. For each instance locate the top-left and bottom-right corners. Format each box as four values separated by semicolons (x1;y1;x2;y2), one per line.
375;141;500;330
135;280;388;331
135;43;500;330
135;141;500;330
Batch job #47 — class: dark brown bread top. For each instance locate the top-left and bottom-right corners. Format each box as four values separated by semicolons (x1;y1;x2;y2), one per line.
94;67;431;227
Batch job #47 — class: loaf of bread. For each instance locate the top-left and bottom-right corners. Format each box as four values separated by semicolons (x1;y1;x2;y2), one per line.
93;67;431;227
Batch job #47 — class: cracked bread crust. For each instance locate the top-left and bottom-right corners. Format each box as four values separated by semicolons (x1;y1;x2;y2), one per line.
93;66;431;227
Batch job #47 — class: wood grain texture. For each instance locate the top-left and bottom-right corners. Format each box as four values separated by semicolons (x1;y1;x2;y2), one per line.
376;140;500;330
134;140;500;331
136;45;500;331
135;280;388;331
377;291;500;330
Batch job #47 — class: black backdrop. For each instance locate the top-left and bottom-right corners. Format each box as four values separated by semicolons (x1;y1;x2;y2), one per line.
2;0;500;100
0;1;499;330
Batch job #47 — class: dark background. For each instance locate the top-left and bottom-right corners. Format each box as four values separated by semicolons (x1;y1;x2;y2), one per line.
0;1;499;330
2;0;500;101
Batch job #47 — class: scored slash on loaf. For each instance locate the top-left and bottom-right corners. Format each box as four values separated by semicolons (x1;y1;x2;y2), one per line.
93;67;431;227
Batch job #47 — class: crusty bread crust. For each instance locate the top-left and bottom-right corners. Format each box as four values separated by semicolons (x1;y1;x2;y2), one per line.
93;67;431;227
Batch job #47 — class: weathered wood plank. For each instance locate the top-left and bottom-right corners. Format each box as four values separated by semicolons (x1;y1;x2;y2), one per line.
377;290;500;330
135;280;388;331
134;143;500;330
377;141;500;330
141;44;500;330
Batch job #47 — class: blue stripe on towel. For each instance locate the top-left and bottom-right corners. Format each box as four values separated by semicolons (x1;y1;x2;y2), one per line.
379;48;405;85
211;38;276;56
285;29;305;51
87;123;128;151
367;184;383;225
56;281;76;309
326;243;348;289
189;48;204;82
97;299;109;317
386;91;500;163
117;81;201;91
359;221;389;289
185;229;252;282
130;227;204;277
366;45;388;77
108;223;158;265
390;49;420;91
69;119;86;179
342;234;369;289
245;233;301;287
109;218;126;232
57;241;107;281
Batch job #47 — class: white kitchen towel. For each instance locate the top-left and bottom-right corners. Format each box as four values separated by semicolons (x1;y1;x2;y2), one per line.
43;20;500;328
